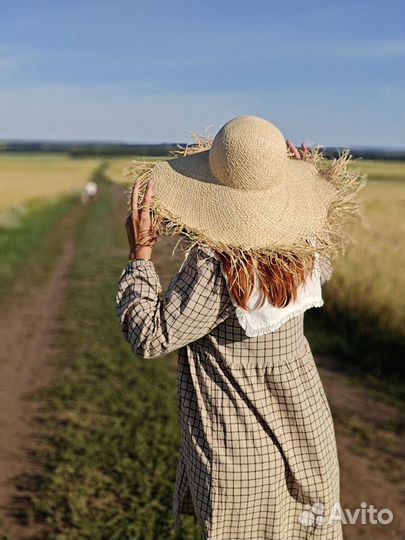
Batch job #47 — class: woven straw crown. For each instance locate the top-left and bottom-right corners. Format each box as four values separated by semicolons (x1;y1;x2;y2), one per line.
209;116;288;190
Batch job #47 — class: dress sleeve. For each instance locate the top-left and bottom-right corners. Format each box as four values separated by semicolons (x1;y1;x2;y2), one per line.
115;246;234;359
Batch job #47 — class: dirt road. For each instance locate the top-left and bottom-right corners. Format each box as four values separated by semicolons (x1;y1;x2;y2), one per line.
0;202;88;539
317;355;404;539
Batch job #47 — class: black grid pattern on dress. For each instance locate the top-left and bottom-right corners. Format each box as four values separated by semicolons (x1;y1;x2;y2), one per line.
116;246;342;540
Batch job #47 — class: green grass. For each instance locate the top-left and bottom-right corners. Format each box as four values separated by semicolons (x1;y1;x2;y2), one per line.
30;175;200;540
305;309;405;407
348;159;404;182
105;156;168;184
0;193;78;302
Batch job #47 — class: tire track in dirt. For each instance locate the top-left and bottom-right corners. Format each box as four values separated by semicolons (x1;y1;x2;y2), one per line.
0;201;88;539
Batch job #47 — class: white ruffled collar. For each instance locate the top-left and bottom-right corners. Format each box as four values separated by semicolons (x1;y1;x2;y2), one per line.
198;245;324;337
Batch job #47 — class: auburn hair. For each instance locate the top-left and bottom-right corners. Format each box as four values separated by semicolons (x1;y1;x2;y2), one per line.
215;251;315;311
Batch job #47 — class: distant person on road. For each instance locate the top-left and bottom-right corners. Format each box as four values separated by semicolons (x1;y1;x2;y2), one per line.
81;181;98;204
116;115;365;540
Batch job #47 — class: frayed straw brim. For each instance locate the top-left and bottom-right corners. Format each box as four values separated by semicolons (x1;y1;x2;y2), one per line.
123;136;367;279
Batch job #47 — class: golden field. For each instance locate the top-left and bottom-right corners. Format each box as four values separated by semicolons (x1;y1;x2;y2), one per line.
106;156;165;184
0;154;100;211
327;178;404;337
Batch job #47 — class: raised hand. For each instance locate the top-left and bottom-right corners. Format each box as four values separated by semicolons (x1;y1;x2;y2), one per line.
126;178;157;260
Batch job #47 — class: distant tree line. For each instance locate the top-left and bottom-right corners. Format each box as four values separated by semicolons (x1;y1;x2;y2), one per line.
0;141;403;160
0;141;184;157
68;144;183;157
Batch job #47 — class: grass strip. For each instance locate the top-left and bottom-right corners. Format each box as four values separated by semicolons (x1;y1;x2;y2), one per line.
0;194;78;301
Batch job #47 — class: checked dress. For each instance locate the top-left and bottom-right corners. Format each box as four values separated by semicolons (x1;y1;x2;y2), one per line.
115;244;343;540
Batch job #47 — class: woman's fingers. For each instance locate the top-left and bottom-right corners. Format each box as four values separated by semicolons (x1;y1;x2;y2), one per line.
131;178;141;220
287;140;312;160
126;215;136;253
126;178;156;257
139;179;153;225
141;179;154;213
286;140;301;160
299;143;310;159
136;179;154;248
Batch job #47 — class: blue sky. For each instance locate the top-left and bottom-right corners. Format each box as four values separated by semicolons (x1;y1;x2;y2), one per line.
0;0;403;146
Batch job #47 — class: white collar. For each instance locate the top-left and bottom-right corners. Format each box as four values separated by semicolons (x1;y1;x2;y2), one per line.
198;245;324;337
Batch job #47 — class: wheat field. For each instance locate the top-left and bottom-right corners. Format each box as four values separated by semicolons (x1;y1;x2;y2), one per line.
0;154;100;211
328;179;404;337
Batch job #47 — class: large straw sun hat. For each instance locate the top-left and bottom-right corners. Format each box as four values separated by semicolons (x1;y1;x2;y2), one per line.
125;115;366;276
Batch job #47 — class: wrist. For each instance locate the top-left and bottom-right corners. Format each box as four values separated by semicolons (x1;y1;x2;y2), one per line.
129;248;153;261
